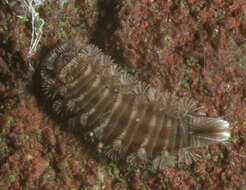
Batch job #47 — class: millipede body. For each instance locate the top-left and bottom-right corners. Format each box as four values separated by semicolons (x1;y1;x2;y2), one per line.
40;40;230;169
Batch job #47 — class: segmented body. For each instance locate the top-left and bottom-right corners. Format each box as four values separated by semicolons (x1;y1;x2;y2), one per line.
41;41;230;169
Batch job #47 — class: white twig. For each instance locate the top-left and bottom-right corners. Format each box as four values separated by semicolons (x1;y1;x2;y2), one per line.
13;0;45;57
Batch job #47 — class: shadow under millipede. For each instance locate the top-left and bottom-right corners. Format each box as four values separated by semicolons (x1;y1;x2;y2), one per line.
91;0;124;64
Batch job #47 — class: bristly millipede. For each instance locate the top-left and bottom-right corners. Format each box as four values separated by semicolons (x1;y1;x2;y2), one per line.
40;40;230;169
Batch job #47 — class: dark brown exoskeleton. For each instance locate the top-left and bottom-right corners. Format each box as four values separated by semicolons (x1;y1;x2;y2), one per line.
40;41;230;169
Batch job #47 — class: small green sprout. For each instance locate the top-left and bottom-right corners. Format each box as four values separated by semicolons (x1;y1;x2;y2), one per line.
7;116;14;127
98;169;104;183
164;34;173;48
224;85;232;93
9;173;17;183
186;56;198;68
86;0;97;7
54;127;61;135
107;163;120;180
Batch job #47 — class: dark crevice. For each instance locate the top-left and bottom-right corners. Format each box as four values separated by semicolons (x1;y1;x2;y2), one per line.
90;0;123;64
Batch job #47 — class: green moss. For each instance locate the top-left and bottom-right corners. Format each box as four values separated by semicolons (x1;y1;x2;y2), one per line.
205;152;211;160
141;186;151;190
186;56;198;68
233;80;240;86
82;185;100;190
58;29;68;39
80;23;88;34
153;76;161;83
238;49;246;67
19;14;29;24
7;13;13;23
162;156;177;168
59;21;66;27
23;135;30;144
0;145;11;155
213;8;225;20
36;129;43;143
76;146;82;153
164;34;173;48
43;116;50;123
212;155;218;162
242;43;246;50
86;0;98;7
212;28;219;38
106;163;121;180
242;14;246;22
151;3;160;10
54;127;61;135
180;0;188;9
92;185;100;190
164;177;169;183
196;175;205;182
219;152;224;159
9;173;17;183
4;103;11;110
71;28;77;35
7;116;14;127
44;3;52;12
34;19;44;28
224;85;232;93
231;134;239;144
182;75;191;90
0;25;8;33
55;176;61;183
97;169;104;183
144;165;156;174
198;23;205;30
206;167;213;174
191;5;202;13
80;167;85;173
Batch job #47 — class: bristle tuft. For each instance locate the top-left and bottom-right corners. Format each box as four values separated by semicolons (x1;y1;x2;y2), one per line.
189;117;231;148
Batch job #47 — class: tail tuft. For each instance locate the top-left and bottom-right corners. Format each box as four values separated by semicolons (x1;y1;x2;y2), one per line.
189;117;230;148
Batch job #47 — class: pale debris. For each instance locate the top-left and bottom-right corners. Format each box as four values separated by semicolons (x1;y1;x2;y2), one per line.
13;0;45;57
